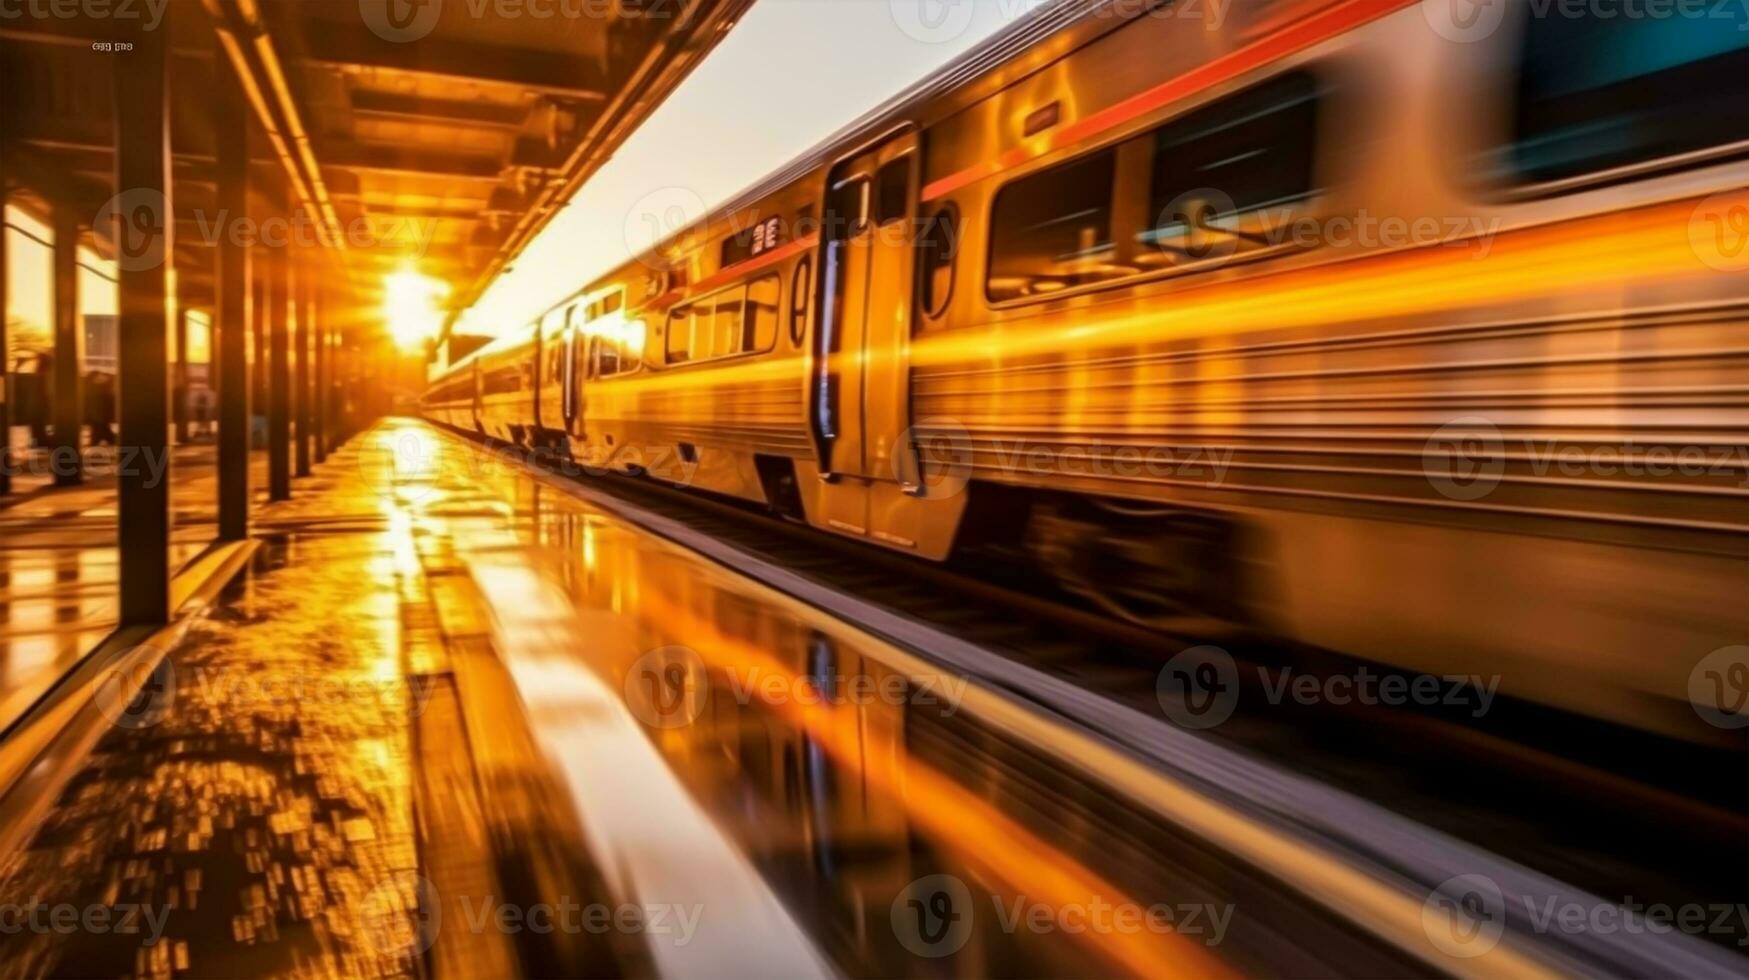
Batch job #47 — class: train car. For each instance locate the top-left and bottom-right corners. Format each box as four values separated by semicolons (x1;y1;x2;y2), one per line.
425;0;1749;742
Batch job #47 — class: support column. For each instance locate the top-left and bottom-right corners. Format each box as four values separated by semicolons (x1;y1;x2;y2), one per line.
173;303;189;444
0;149;10;496
50;206;82;487
215;72;250;540
251;273;265;427
294;261;311;477
114;20;173;626
268;247;290;501
313;288;326;463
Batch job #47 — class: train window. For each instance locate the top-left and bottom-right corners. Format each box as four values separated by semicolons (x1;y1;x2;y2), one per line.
789;258;811;346
918;203;958;318
662;275;780;365
603;291;622;315
987;71;1327;303
747;276;780;350
666;307;693;363
1490;9;1749;187
1142;71;1321;262
712;290;746;356
875;157;910;225
596;335;620;377
829;175;870;239
987;147;1117;302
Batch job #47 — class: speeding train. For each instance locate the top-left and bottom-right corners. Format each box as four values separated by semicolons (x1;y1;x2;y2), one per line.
424;0;1749;744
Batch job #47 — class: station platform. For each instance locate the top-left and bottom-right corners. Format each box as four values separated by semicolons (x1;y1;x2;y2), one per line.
0;420;1734;979
0;420;1251;978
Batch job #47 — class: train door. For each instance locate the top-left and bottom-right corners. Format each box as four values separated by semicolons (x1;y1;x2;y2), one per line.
562;304;581;440
470;360;483;433
806;130;963;557
815;131;920;485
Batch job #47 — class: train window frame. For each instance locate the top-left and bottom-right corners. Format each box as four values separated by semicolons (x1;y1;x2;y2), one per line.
875;156;911;226
789;257;811;346
661;273;784;369
982;68;1328;310
1469;4;1749;200
917;202;959;320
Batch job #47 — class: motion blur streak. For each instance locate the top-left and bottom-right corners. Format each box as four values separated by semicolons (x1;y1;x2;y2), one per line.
632;582;1233;980
462;556;835;979
909;192;1748;369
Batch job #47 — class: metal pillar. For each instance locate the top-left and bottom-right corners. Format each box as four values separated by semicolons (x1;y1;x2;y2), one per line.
313;288;326;464
294;261;311;477
50;206;81;487
251;274;266;422
215;73;251;541
173;303;189;444
114;21;173;627
0;150;10;497
268;247;290;501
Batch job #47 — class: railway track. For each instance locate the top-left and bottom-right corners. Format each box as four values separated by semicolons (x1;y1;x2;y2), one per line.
446;426;1747;962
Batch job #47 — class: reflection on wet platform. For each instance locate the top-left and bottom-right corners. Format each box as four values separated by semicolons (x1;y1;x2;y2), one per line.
0;447;265;739
0;422;1419;977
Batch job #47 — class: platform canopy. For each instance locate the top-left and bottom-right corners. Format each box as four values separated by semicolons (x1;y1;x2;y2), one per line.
0;0;751;328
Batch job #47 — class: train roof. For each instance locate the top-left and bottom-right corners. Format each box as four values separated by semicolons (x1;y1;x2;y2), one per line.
587;0;1132;292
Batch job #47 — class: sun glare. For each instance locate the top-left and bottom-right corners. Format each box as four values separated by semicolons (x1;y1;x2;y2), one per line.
384;268;449;351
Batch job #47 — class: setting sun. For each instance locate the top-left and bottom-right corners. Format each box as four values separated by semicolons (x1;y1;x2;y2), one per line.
383;267;449;351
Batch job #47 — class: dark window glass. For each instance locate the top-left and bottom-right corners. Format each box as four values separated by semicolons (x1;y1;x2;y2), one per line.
789;258;811;345
918;204;958;317
875;157;910;225
666;307;691;363
1144;70;1320;254
603;292;622;314
987;148;1117;301
1495;10;1749;185
829;176;870;241
596;336;620;377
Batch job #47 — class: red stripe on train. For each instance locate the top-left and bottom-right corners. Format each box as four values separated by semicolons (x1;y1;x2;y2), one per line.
920;0;1419;202
648;232;821;310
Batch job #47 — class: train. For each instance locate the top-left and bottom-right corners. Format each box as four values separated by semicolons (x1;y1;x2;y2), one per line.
423;0;1749;744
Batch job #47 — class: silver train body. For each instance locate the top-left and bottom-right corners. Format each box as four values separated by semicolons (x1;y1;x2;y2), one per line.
425;0;1749;742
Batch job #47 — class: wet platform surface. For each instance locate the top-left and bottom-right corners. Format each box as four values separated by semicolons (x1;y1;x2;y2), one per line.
0;445;271;742
0;420;1423;978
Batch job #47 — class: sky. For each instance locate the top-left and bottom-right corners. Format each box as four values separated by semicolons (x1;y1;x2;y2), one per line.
454;0;1027;338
